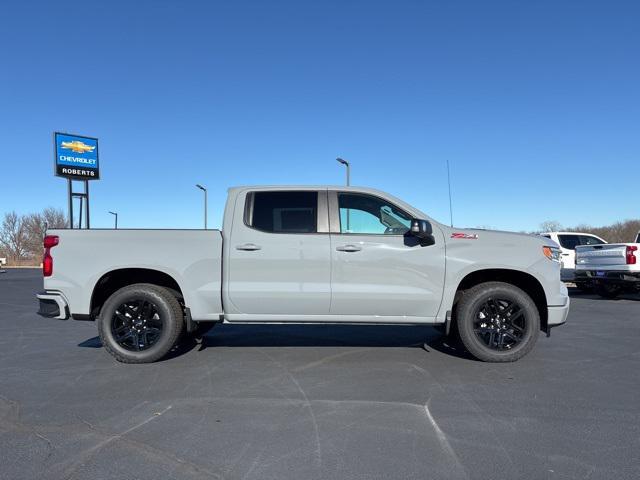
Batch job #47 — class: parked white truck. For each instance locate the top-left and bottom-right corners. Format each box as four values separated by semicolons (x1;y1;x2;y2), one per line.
539;231;607;286
37;186;570;363
575;230;640;298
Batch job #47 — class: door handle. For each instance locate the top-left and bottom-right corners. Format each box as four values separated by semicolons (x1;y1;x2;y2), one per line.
236;243;262;251
336;244;362;252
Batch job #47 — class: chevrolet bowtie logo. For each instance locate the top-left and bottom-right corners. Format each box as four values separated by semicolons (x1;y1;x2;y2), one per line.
60;140;96;154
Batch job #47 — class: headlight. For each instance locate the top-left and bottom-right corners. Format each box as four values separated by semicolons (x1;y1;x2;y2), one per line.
542;246;561;262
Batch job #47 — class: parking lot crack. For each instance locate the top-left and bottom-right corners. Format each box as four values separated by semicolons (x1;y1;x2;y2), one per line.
256;349;323;468
424;399;470;479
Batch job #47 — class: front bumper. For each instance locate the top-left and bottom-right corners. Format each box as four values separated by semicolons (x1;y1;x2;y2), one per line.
545;282;570;335
36;291;70;320
548;300;570;327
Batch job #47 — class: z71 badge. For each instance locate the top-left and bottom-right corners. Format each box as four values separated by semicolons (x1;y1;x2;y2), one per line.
451;233;479;239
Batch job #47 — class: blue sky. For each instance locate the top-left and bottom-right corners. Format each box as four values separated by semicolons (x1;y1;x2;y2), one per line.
1;0;638;231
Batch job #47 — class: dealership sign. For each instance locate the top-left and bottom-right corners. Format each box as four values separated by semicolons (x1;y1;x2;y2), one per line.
54;132;100;180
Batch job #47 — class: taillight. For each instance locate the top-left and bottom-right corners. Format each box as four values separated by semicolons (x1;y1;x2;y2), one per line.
627;245;638;265
43;235;59;277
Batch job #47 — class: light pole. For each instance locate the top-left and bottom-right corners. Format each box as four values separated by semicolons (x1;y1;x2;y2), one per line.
108;211;118;229
196;184;208;229
336;157;350;186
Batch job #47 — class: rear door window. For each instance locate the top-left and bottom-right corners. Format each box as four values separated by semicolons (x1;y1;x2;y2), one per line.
248;191;318;233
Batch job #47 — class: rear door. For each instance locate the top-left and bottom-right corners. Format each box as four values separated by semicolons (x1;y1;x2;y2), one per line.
328;191;445;319
226;189;331;316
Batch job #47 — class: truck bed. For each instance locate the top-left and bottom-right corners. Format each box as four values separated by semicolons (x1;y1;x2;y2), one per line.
44;229;223;320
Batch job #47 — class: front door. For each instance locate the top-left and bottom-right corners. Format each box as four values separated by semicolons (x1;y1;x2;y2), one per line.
226;189;331;316
329;191;445;319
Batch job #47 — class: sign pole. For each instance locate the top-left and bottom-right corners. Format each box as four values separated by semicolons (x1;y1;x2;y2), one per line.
67;179;73;229
85;180;90;229
78;195;83;229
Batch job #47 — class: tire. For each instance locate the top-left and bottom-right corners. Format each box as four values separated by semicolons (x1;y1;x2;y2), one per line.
98;283;184;363
455;282;540;362
596;283;621;299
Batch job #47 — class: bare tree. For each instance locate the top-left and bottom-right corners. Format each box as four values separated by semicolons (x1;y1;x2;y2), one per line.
566;219;640;243
24;207;67;257
0;212;29;263
539;220;563;233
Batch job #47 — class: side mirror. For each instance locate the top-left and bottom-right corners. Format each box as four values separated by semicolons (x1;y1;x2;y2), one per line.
410;219;435;245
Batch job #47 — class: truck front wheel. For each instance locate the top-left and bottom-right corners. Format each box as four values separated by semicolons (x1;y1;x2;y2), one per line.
455;282;540;362
98;283;184;363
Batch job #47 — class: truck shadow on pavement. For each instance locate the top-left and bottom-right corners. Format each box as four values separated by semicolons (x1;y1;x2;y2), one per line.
568;286;640;301
78;324;477;361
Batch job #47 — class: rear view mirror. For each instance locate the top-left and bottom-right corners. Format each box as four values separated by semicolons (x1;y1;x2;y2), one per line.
410;219;435;246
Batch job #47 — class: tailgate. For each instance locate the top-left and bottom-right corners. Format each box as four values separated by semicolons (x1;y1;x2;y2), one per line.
575;244;628;268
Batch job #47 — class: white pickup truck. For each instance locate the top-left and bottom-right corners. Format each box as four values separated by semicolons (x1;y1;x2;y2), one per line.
539;231;607;285
575;231;640;298
37;186;570;363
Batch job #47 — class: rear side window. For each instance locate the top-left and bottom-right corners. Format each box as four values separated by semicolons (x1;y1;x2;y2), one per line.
579;235;605;246
557;234;581;250
248;191;318;233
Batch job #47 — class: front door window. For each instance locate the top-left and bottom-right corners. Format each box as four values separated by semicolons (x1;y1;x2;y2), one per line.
338;193;411;235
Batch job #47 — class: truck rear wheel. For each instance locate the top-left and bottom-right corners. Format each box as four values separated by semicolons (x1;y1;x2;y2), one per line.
98;283;184;363
455;282;540;362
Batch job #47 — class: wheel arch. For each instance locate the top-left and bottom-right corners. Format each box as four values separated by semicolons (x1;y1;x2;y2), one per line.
451;268;548;332
90;268;184;319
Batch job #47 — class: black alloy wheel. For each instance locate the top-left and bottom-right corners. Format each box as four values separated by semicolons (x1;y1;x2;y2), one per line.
473;298;526;351
455;282;540;362
112;299;163;351
98;283;184;363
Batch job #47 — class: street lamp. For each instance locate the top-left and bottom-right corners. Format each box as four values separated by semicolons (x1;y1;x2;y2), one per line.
108;211;118;229
195;184;208;229
336;157;350;186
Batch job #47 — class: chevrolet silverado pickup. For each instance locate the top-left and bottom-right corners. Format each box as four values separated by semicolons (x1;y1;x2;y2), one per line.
37;186;570;363
575;230;640;298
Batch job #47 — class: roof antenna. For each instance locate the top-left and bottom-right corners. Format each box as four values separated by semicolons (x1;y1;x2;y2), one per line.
447;159;453;227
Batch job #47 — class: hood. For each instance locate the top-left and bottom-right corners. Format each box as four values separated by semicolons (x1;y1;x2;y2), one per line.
439;226;556;247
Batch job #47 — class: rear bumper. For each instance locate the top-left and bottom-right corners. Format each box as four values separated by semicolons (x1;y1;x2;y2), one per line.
575;270;640;285
36;291;70;320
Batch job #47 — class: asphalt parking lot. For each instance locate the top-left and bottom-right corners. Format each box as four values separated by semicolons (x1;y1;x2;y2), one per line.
1;269;639;480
